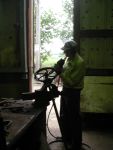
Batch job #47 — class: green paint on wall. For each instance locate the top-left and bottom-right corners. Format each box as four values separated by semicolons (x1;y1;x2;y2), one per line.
80;0;113;30
81;76;113;113
0;0;21;69
80;38;113;69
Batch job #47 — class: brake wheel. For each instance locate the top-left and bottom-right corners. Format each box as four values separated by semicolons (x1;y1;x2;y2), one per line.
34;67;57;83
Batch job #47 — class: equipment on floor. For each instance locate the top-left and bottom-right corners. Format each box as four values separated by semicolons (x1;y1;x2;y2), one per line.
22;58;66;107
21;58;69;149
21;58;92;150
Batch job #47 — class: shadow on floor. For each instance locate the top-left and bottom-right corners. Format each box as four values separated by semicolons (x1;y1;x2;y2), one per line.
33;83;113;150
46;107;113;150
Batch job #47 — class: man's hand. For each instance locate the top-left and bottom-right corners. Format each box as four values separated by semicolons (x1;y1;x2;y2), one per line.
54;63;63;74
56;59;65;67
54;59;65;74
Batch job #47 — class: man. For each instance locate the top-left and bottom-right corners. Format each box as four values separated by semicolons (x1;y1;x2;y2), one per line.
56;40;85;150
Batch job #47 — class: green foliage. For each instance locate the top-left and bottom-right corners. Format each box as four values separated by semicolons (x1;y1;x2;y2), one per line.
41;56;58;68
34;0;73;66
41;9;59;44
40;9;60;64
63;0;73;21
59;0;73;41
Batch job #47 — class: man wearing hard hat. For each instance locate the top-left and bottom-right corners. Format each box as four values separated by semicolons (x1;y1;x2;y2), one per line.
57;40;85;150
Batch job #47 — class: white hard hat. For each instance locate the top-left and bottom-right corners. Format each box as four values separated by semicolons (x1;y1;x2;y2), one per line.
61;40;77;50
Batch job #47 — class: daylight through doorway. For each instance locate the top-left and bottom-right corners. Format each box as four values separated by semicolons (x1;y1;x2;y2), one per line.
33;0;74;72
33;0;74;146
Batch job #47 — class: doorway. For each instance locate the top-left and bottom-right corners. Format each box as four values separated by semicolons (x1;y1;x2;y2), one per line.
33;0;74;147
33;0;74;71
33;0;74;87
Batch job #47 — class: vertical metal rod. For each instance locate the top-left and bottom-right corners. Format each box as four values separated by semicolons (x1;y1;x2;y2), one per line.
52;98;68;150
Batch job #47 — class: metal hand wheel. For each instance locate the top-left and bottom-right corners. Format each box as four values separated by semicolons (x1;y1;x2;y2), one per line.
34;67;57;83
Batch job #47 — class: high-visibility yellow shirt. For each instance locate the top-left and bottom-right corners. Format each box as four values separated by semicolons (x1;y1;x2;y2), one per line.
60;53;85;89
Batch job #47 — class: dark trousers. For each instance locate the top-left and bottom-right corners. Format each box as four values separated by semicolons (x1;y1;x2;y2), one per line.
60;87;82;150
